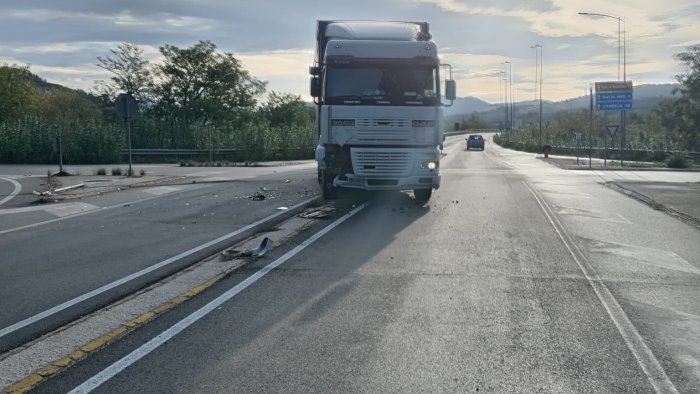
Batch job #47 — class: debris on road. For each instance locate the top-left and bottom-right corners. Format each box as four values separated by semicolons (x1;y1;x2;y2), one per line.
276;206;289;211
299;204;336;219
33;183;85;197
250;192;266;201
221;237;273;260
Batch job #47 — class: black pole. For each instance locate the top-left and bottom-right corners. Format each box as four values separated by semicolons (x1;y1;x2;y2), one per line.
58;133;63;174
589;86;593;169
127;120;133;176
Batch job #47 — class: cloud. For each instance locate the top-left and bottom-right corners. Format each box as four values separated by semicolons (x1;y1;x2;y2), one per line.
0;0;697;103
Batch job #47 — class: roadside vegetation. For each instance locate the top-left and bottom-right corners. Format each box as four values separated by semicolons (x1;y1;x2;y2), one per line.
0;41;314;164
494;44;700;167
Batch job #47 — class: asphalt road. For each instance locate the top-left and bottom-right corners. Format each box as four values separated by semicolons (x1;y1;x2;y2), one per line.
0;164;318;352
30;136;699;393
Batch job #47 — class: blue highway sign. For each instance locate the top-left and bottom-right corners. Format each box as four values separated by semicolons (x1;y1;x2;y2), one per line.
594;81;633;111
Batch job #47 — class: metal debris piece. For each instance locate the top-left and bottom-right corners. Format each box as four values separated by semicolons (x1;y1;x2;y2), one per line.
254;237;273;257
276;206;289;211
33;183;85;197
221;237;273;261
250;192;266;201
299;205;337;219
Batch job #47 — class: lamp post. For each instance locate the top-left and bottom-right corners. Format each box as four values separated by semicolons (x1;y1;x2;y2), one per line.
497;71;505;130
530;44;543;145
504;61;511;130
579;12;626;164
505;61;514;130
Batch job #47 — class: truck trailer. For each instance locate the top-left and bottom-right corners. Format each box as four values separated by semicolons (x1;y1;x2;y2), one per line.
310;20;456;202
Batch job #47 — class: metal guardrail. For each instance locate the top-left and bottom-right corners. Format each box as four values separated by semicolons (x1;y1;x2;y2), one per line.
445;129;500;136
120;148;314;156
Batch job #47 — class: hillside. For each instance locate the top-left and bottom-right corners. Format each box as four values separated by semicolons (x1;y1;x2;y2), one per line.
446;84;680;129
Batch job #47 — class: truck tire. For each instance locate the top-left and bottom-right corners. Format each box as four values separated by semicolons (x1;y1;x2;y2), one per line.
413;188;432;204
321;170;338;200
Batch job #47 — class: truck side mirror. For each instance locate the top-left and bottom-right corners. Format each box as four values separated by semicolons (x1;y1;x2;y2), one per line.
310;77;321;98
445;80;456;101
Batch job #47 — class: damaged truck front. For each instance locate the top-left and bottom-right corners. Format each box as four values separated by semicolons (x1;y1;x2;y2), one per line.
310;20;456;202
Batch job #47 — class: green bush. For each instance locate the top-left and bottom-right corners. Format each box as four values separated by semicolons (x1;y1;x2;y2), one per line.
667;154;689;168
95;168;107;175
111;167;122;176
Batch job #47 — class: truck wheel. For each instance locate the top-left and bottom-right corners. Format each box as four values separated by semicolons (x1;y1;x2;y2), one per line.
413;188;432;204
321;170;337;200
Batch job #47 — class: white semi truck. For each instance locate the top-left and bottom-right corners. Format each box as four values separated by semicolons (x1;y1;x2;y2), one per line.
310;20;456;202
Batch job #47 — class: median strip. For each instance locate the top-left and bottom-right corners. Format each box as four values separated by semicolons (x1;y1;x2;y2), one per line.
1;198;324;392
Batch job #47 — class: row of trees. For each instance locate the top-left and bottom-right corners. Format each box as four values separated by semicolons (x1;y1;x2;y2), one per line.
494;44;700;159
0;41;315;164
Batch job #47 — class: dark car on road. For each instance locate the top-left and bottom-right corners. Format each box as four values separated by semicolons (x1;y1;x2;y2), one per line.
466;134;485;150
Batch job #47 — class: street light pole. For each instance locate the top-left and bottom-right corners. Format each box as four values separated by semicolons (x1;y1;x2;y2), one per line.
505;61;514;130
579;12;626;164
531;44;543;144
504;61;510;130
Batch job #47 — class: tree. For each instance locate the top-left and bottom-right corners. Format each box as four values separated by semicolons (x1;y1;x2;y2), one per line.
152;40;266;125
33;88;102;121
259;92;313;128
0;65;37;122
672;44;700;150
95;43;152;101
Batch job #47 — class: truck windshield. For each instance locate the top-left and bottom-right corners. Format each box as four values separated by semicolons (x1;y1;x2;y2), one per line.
325;65;438;106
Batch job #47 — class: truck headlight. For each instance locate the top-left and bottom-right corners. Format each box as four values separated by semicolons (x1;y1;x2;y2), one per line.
422;161;438;170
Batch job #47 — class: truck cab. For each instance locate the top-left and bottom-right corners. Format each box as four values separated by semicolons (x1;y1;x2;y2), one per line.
310;20;456;202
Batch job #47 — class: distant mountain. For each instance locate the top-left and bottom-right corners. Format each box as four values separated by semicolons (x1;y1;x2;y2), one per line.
445;84;681;129
24;72;70;92
443;96;495;116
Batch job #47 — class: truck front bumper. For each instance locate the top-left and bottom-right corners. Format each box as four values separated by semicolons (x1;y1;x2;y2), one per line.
333;173;440;191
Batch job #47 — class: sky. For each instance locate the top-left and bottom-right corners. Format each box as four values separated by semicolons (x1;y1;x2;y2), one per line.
1;0;698;104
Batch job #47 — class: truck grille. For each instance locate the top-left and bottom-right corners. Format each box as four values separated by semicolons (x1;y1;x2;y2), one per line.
354;118;411;143
351;149;412;176
355;118;410;128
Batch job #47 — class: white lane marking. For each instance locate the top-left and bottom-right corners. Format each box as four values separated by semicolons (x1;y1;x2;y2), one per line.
556;207;633;225
43;202;100;218
525;182;679;394
0;202;99;217
201;177;231;182
183;171;224;176
0;176;22;206
69;203;368;394
589;239;700;276
142;186;180;196
0;187;192;236
0;196;318;340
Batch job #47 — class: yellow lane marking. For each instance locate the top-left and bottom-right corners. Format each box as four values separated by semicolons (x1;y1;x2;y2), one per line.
2;271;229;393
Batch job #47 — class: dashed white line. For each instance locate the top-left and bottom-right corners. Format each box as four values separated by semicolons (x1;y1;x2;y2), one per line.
68;203;368;394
